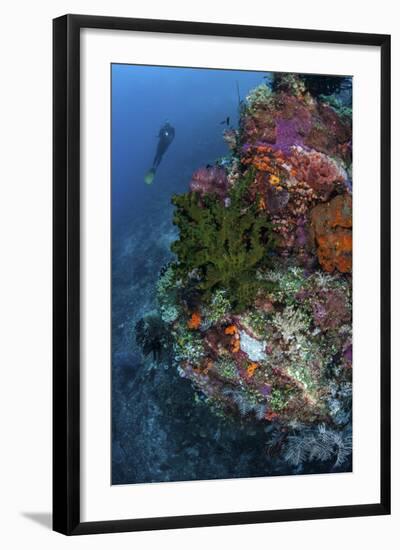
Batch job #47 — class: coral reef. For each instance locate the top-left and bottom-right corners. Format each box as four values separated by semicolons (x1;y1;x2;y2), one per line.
241;74;352;164
145;72;353;472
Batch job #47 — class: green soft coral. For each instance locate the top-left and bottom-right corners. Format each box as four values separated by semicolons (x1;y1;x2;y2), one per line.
171;174;276;313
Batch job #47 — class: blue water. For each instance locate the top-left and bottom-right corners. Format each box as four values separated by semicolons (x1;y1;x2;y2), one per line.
112;64;267;225
111;65;346;485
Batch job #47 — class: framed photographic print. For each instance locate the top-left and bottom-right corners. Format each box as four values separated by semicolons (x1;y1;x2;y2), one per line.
53;14;391;535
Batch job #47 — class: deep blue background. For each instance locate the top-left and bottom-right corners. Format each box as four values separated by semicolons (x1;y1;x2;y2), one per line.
111;64;267;228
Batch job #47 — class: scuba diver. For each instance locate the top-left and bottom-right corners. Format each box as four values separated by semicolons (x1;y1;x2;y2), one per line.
144;121;175;184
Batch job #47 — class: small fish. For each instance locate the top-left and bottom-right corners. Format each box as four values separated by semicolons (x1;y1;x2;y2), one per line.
220;116;230;126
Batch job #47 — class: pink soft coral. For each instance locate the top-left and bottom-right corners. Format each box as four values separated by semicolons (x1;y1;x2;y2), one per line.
289;146;348;201
189;166;228;200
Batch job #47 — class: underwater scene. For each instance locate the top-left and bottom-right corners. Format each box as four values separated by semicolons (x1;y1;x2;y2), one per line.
111;64;353;485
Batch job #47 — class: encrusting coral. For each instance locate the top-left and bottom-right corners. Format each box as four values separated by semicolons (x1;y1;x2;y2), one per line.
310;194;352;273
136;72;353;471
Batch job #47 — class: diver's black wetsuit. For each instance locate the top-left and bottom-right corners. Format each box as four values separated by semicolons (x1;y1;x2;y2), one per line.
153;123;175;169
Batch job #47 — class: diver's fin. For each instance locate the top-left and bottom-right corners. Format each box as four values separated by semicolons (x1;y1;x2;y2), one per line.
144;168;156;185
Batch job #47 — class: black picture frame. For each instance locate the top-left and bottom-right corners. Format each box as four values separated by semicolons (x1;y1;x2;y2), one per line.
53;14;391;535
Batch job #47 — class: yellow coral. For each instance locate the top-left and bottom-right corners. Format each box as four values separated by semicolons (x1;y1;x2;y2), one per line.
246;362;259;377
259;196;266;210
231;337;240;353
269;174;280;186
224;325;237;335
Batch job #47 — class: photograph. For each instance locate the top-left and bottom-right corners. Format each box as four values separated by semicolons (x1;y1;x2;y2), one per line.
0;2;393;545
111;65;353;485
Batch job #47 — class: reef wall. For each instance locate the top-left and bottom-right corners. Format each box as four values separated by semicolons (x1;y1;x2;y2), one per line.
136;73;353;472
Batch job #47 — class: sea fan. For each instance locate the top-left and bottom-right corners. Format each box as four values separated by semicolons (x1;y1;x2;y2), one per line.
254;401;268;420
317;425;352;467
283;435;308;466
283;425;352;467
222;387;268;419
237;396;253;417
135;311;171;361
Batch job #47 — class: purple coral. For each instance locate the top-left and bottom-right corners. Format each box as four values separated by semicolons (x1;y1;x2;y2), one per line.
274;116;310;154
260;384;272;397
